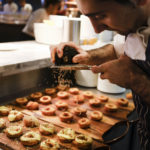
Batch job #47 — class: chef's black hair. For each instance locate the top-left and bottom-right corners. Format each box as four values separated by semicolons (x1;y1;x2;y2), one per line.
44;0;61;8
100;0;133;4
115;0;132;4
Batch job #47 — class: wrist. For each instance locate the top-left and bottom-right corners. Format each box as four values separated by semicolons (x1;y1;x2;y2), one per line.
131;72;148;95
87;44;116;65
131;73;150;106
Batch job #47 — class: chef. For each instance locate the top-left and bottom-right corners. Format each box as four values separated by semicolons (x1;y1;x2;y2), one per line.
22;0;60;39
51;0;150;149
3;0;18;13
19;0;32;15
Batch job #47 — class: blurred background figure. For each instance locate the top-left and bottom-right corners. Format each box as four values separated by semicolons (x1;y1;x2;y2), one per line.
19;0;32;15
57;0;66;16
3;0;18;13
64;0;80;17
0;0;3;11
21;0;61;40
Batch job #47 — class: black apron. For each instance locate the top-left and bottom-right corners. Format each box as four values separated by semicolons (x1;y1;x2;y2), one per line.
132;37;150;150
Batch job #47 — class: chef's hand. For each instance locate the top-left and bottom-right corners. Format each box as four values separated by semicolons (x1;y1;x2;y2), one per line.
92;55;142;88
50;42;90;64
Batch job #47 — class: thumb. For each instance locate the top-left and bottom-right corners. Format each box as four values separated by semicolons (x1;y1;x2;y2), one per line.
72;53;88;63
91;65;105;74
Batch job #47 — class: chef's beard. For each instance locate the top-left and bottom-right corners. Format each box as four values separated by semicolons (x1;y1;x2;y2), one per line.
107;28;134;36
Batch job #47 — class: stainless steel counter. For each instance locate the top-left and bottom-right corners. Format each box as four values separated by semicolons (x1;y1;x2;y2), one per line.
0;41;51;77
0;40;108;77
0;64;136;150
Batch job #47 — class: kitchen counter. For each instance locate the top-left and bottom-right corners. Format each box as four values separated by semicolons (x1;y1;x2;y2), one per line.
0;40;52;76
0;40;107;77
0;40;108;99
0;12;29;25
0;12;29;42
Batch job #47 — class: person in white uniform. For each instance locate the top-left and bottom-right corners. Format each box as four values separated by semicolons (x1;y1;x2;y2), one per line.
3;0;18;13
22;0;60;39
51;0;150;150
19;0;32;15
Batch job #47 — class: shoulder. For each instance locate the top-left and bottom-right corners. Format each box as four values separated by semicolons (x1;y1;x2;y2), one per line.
12;2;18;7
25;3;32;9
25;3;32;8
36;8;45;13
34;8;46;15
11;2;18;9
3;4;8;7
113;34;125;58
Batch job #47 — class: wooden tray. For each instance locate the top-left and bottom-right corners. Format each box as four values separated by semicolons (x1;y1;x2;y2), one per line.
0;88;135;150
0;114;107;150
51;91;135;120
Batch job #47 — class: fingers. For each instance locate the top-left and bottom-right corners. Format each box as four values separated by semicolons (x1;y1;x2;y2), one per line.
50;42;82;63
100;73;107;80
57;43;67;57
91;63;109;80
62;41;83;53
91;65;108;80
72;52;88;64
120;54;131;61
50;45;57;63
91;64;106;74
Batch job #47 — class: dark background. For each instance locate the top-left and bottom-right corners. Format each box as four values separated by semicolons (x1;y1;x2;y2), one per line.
2;0;43;11
0;0;43;42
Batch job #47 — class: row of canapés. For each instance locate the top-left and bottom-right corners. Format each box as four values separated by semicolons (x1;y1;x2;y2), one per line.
0;107;93;150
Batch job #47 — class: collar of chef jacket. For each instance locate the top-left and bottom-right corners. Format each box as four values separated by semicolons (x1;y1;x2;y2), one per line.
124;17;150;61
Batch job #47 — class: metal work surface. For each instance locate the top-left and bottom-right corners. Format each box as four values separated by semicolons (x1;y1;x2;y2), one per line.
0;67;136;150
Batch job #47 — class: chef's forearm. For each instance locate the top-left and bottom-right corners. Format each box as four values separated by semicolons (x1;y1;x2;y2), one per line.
131;72;150;106
87;44;117;65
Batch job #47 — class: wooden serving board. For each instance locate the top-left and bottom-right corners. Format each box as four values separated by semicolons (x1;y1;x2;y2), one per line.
51;91;135;120
0;88;135;150
22;109;110;141
19;88;134;142
17;89;134;141
0;114;107;150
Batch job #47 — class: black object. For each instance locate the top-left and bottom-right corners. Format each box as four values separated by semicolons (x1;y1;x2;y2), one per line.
55;45;79;65
54;46;79;87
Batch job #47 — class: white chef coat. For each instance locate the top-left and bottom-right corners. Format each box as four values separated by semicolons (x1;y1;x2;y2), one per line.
3;2;18;13
114;16;150;61
22;8;49;37
20;3;32;15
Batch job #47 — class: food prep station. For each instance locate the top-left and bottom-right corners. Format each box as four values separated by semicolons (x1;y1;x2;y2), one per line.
0;40;139;150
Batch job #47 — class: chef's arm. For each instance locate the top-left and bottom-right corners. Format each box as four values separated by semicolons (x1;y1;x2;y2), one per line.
131;70;150;106
51;42;117;65
86;44;117;65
